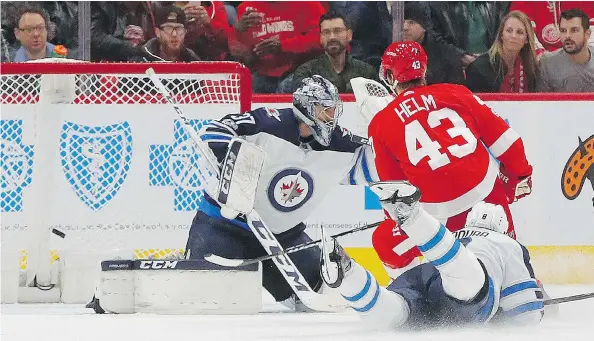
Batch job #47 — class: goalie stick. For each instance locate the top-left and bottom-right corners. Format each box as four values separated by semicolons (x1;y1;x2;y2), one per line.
146;68;344;312
206;219;383;267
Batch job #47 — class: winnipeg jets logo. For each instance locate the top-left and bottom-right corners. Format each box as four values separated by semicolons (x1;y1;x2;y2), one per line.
280;178;304;203
265;107;282;122
268;168;314;212
60;122;132;211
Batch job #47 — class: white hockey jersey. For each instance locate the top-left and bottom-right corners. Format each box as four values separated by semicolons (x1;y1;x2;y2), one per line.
453;228;545;324
199;106;377;234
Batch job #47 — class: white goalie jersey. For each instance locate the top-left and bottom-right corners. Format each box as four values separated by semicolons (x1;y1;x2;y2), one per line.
200;106;378;234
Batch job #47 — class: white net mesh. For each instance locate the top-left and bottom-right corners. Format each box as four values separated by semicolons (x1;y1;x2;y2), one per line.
0;60;251;272
1;66;243;105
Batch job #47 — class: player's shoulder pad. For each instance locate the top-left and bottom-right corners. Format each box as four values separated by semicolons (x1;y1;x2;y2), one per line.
337;126;370;146
251;106;297;124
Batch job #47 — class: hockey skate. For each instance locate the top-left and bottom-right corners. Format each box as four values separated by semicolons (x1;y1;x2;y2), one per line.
369;181;421;227
319;224;352;288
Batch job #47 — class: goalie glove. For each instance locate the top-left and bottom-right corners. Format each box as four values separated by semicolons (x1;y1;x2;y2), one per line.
350;77;393;134
498;164;532;203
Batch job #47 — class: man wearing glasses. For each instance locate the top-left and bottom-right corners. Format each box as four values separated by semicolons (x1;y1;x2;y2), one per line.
137;5;200;62
290;12;378;93
12;7;55;62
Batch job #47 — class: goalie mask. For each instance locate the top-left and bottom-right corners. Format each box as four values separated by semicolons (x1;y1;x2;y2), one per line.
293;75;343;146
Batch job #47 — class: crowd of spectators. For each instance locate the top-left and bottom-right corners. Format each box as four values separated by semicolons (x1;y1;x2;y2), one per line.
1;1;593;93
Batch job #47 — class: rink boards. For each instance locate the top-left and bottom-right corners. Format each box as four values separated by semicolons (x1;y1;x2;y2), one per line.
1;94;593;286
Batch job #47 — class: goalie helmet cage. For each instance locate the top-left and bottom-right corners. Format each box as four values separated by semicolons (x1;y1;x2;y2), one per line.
0;60;252;303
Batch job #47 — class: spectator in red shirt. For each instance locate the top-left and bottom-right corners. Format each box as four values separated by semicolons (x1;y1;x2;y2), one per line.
181;1;231;61
229;1;326;93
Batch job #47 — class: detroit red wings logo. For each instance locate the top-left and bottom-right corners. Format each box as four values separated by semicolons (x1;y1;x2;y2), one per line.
268;168;314;212
280;180;304;203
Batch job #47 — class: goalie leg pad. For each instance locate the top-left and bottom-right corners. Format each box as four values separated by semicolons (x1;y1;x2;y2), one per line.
95;260;262;314
217;138;265;218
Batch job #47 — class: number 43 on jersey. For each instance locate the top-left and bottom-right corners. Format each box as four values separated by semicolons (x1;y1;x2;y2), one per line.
405;108;477;170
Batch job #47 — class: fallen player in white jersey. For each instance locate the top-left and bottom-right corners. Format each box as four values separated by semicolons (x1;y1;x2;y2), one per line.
320;181;544;329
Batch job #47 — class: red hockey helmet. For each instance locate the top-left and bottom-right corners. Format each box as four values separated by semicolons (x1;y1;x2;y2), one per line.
379;41;428;87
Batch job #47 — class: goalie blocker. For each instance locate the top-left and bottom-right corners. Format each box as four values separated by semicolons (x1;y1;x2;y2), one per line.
216;137;265;220
93;259;262;314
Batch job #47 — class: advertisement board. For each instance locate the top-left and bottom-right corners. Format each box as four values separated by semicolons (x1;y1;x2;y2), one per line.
2;95;592;284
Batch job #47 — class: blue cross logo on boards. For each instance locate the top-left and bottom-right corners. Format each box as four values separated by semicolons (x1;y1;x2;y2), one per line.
60;122;133;211
1;120;34;212
149;120;209;211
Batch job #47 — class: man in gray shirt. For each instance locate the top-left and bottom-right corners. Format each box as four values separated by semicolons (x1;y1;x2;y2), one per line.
538;9;594;92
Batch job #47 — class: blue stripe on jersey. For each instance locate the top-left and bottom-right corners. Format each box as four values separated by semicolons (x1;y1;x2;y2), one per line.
353;280;381;312
476;276;496;322
501;280;539;298
348;149;363;185
198;198;250;231
431;239;461;266
418;224;447;252
504;301;544;317
343;271;371;302
360;148;373;182
200;133;233;142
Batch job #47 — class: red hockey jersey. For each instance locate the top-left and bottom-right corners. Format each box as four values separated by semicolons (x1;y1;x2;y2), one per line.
229;1;325;77
368;84;532;220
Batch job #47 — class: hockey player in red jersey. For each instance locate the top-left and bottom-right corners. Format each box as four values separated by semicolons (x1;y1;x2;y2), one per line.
368;41;533;279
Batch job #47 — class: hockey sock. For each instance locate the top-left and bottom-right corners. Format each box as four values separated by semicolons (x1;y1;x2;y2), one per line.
399;208;486;301
339;262;409;329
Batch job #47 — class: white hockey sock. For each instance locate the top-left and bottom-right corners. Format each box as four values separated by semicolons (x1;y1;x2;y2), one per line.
339;262;409;329
400;209;486;301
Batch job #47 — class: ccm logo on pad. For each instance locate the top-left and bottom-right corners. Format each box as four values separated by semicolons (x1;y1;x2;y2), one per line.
139;260;179;269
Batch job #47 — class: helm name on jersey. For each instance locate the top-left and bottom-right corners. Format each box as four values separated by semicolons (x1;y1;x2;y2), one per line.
268;168;314;212
395;94;437;123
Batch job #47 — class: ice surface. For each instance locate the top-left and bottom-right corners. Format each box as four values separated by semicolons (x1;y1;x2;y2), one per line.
2;285;593;341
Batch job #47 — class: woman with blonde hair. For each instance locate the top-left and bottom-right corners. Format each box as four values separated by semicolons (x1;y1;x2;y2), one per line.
465;10;539;93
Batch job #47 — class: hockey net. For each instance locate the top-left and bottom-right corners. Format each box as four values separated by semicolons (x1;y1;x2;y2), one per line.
0;60;252;293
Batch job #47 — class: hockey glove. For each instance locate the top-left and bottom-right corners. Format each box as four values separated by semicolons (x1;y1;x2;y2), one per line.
498;164;532;203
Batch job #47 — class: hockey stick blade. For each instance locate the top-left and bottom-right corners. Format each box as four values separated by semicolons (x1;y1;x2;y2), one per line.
204;254;247;267
544;292;594;305
205;219;383;267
